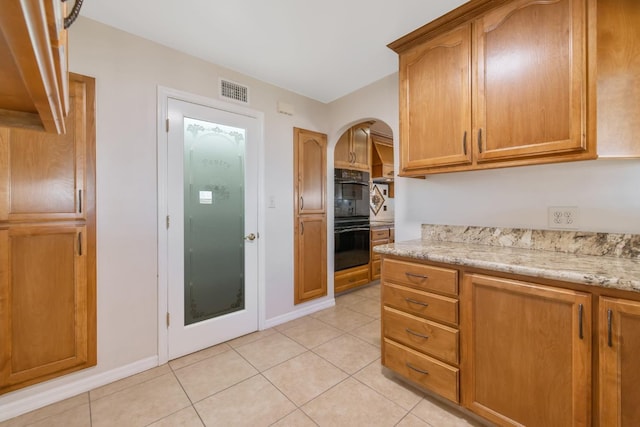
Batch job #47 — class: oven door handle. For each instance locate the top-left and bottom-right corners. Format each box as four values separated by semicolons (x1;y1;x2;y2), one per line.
335;227;370;233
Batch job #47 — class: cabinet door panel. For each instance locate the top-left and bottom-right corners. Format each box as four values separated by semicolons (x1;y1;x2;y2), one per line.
400;24;472;172
295;128;326;215
0;226;89;392
333;130;352;169
475;0;587;161
295;215;327;303
350;125;370;171
0;80;86;221
599;297;640;427
461;274;591;427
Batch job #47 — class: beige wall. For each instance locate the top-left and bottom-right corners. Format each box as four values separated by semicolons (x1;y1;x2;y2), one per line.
0;17;332;413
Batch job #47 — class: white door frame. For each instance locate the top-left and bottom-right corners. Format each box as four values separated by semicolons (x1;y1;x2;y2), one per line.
156;86;266;365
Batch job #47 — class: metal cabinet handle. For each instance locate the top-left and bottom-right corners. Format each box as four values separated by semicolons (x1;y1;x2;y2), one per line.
477;128;483;153
607;309;613;347
405;272;428;280
300;197;304;210
578;304;584;340
78;232;82;256
405;328;429;340
78;189;82;213
405;298;429;307
300;222;304;235
462;131;467;155
406;363;429;375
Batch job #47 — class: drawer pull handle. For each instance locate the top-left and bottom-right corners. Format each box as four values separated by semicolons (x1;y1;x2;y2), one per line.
406;328;429;340
406;363;429;375
405;298;429;307
405;272;428;280
578;304;584;340
607;309;613;347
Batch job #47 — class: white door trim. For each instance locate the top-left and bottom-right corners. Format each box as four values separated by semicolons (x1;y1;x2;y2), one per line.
156;86;266;365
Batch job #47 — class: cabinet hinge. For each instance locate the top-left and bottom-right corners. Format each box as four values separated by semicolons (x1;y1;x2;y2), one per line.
166;118;169;132
166;312;170;327
166;215;170;229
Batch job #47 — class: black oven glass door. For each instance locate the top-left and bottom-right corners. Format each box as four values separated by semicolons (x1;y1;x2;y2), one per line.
334;182;370;218
334;226;370;271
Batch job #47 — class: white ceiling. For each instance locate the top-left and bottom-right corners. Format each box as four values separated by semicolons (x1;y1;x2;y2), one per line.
80;0;468;103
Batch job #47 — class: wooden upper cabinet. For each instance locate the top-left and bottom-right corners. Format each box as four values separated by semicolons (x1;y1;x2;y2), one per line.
0;80;86;222
294;128;327;215
390;0;600;175
334;124;371;172
400;23;472;171
599;297;640;427
0;225;93;394
597;0;640;158
350;124;371;171
0;1;69;133
474;0;589;162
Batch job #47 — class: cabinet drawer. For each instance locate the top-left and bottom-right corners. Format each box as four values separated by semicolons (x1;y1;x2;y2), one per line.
335;266;369;293
371;240;388;260
371;229;389;240
383;259;458;296
383;338;459;403
383;307;458;365
383;283;458;326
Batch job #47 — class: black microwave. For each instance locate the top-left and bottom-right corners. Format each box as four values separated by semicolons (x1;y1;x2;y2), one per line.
334;169;370;218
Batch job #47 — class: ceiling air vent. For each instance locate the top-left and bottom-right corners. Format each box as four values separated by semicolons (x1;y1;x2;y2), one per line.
220;79;249;104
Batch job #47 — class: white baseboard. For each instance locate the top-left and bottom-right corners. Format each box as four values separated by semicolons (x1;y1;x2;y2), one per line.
262;298;335;329
0;356;158;422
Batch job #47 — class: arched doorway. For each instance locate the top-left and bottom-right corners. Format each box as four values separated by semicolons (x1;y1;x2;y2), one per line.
333;119;395;294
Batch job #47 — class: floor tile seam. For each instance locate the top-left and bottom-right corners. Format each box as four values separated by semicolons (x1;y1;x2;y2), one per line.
227;329;286;351
296;376;354;417
282;329;348;351
227;341;273;374
18;400;91;427
258;372;305;411
306;347;353;377
168;345;233;372
169;366;199;407
139;403;194;427
350;374;411;418
88;370;175;403
265;407;303;427
343;328;382;350
188;371;263;406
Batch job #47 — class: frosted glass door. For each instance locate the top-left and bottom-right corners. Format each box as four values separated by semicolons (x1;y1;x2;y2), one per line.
183;118;245;325
166;97;258;360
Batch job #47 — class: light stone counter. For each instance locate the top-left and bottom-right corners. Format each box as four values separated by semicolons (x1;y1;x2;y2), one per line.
373;225;640;293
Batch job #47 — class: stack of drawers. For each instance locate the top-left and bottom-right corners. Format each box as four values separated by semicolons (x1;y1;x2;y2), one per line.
370;228;391;280
381;258;460;403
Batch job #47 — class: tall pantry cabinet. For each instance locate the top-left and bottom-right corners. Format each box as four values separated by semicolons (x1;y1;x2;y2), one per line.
0;74;96;394
293;128;327;304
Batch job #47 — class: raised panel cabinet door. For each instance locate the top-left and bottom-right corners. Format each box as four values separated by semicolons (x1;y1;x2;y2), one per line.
599;297;640;426
294;215;327;304
474;0;590;161
334;129;352;169
0;225;94;394
461;274;591;427
350;125;370;171
294;128;326;215
0;79;86;221
399;23;472;173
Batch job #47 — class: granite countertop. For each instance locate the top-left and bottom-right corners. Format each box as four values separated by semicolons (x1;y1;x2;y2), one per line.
373;225;640;293
370;220;394;227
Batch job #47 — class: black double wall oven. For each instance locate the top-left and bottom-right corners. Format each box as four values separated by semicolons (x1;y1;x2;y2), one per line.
334;169;370;272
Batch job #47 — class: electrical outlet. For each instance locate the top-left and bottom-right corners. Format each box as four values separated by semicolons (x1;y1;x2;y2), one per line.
548;206;578;229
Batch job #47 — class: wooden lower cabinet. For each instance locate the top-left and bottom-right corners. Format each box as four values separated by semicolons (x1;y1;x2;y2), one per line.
294;215;327;303
0;225;94;394
599;297;640;426
370;227;390;281
461;273;591;427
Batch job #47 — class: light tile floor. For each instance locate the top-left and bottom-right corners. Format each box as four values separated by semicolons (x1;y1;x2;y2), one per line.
1;282;486;427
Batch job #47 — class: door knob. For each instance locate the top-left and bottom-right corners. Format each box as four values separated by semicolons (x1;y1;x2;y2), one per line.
244;233;256;241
